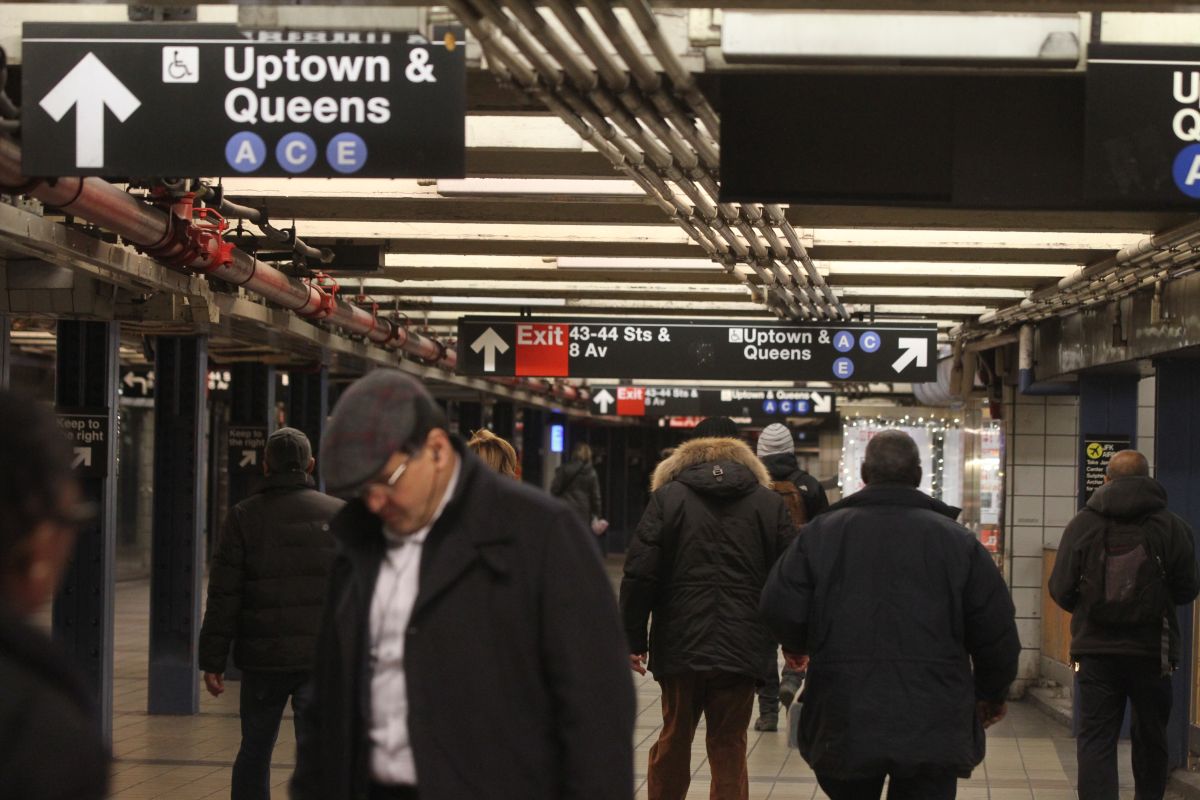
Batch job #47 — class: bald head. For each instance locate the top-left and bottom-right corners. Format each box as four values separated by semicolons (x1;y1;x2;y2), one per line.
1106;450;1149;480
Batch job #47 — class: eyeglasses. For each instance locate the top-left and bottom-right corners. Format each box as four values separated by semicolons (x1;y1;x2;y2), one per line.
361;449;423;501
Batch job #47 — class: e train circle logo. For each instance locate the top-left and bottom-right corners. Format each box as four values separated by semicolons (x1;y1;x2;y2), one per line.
226;130;368;174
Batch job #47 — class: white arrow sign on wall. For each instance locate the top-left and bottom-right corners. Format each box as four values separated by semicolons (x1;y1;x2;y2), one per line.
40;52;141;169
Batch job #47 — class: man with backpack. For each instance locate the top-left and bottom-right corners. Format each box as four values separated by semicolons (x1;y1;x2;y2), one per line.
753;423;829;731
1049;449;1199;800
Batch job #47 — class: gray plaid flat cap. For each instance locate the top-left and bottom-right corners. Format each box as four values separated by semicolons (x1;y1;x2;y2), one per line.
320;370;446;495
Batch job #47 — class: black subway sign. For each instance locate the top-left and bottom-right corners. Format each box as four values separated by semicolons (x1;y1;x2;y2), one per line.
56;409;110;479
457;318;937;382
22;23;465;178
592;386;836;418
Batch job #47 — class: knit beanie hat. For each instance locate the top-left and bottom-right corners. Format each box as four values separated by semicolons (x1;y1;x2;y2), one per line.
692;416;739;439
756;423;794;458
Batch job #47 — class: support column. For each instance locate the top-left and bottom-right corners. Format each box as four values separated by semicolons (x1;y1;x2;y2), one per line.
148;336;207;715
456;400;482;439
287;368;328;488
53;320;119;743
228;363;276;507
0;315;10;389
491;401;515;444
1077;372;1139;507
1154;359;1200;769
521;408;545;488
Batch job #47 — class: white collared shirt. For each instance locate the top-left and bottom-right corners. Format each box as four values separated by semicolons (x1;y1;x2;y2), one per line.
368;459;460;786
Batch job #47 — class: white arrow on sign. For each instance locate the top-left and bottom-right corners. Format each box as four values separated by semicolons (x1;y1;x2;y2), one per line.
891;337;929;374
593;388;615;414
470;327;509;372
39;52;141;169
122;371;150;394
811;392;832;414
239;449;257;468
72;447;92;469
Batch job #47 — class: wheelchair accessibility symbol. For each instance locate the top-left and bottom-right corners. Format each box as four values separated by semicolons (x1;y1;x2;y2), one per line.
163;47;199;84
1086;442;1104;460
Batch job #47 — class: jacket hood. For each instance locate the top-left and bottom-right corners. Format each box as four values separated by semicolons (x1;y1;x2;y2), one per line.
1087;475;1167;519
651;436;771;496
760;451;801;481
830;483;962;521
259;471;314;492
560;460;595;480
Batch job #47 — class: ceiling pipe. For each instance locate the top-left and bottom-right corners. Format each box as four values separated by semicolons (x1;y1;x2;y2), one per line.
0;137;589;405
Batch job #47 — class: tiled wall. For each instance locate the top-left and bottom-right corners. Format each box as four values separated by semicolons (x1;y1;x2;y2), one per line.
1005;388;1080;691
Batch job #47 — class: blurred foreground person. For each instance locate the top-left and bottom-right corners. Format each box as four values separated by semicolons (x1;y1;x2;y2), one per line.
761;430;1020;800
0;391;108;799
466;428;519;478
622;418;794;800
291;370;634;800
199;427;343;800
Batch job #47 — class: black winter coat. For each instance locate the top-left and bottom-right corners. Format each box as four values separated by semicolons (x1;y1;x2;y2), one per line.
199;472;344;673
290;441;635;800
760;484;1020;780
0;607;108;799
621;436;795;681
1048;475;1200;664
761;451;829;521
551;459;601;524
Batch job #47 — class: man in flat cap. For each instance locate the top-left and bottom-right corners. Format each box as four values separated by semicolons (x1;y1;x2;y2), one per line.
291;369;634;800
199;427;344;800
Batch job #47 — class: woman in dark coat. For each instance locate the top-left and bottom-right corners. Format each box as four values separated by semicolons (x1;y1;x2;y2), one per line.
551;442;603;549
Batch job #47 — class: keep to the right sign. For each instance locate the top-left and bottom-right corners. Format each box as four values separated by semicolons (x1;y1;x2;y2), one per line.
457;318;938;382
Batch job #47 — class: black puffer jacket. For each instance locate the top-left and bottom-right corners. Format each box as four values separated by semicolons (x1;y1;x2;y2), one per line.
551;459;601;524
621;437;795;681
199;472;344;673
1049;475;1199;664
0;607;108;799
760;484;1020;780
760;451;829;521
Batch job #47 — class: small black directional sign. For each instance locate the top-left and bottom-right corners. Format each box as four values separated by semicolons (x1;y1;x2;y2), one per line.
592;386;836;418
22;23;465;178
55;409;110;479
1082;434;1131;501
120;366;156;399
457;318;938;382
228;426;267;474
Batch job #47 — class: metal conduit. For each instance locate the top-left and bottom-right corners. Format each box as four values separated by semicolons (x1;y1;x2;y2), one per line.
0;137;486;378
973;216;1200;330
451;0;831;320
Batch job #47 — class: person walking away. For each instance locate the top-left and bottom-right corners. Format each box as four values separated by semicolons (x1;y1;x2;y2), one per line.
1049;449;1199;800
291;369;634;800
753;423;828;731
551;441;603;553
199;427;344;800
622;417;795;800
0;391;108;800
761;430;1020;800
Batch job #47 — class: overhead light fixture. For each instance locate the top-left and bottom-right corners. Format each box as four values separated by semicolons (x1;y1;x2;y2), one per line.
721;11;1081;67
436;178;645;198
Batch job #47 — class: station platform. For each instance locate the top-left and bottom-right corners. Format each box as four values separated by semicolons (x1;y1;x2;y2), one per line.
80;564;1172;800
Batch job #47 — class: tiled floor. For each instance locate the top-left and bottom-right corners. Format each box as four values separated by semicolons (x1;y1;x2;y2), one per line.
99;570;1173;799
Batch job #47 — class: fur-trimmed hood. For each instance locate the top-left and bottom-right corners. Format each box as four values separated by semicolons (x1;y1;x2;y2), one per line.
651;436;772;494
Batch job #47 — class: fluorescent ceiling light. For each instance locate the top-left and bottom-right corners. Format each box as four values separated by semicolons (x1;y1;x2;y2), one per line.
359;280;742;294
219;178;434;197
436;179;644;197
289;221;695;243
812;229;1149;250
845;303;990;315
821;261;1072;278
557;256;721;270
383;255;557;268
722;11;1080;66
838;287;1027;300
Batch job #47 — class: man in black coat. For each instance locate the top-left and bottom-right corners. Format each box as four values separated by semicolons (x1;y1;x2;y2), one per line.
0;391;108;800
199;427;344;800
622;418;795;800
1049;449;1199;800
291;370;634;800
761;430;1020;800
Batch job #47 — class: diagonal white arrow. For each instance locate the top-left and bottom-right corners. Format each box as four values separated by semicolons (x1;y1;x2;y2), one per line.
470;327;509;372
593;388;615;414
811;391;832;414
40;52;141;169
239;449;257;468
891;337;929;374
72;446;92;469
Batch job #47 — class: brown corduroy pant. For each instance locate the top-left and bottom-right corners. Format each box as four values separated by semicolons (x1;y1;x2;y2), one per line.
647;670;755;800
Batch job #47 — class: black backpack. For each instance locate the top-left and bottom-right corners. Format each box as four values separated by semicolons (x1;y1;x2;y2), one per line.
1080;513;1171;627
